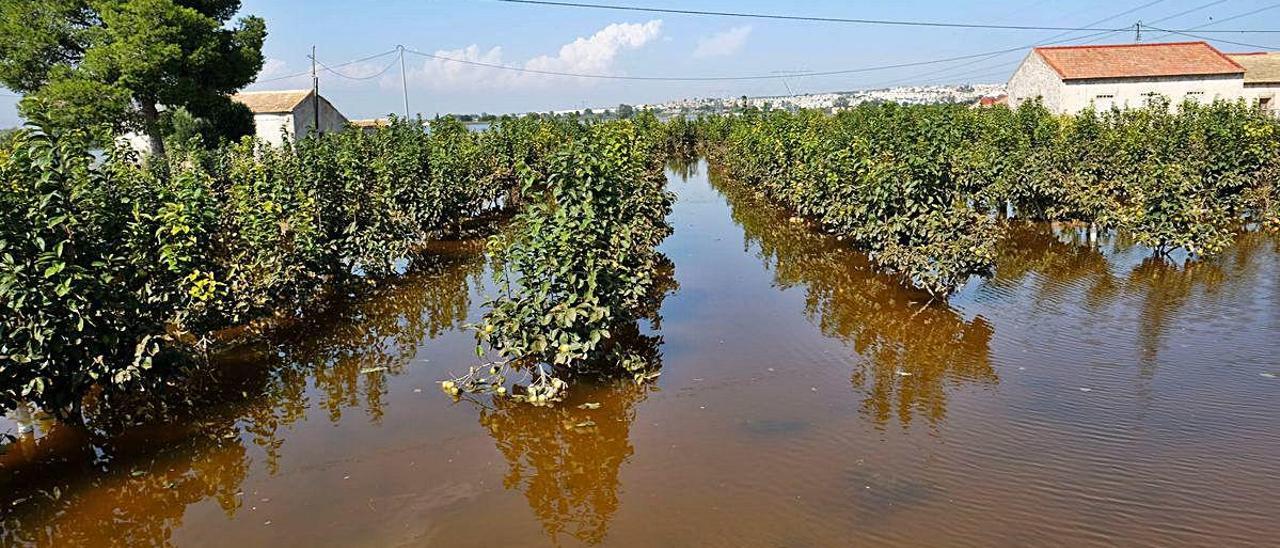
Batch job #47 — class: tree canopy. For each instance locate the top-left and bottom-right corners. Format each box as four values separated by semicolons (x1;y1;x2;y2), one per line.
0;0;266;155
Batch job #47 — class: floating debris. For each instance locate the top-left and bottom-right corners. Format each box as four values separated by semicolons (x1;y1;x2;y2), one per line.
578;402;601;410
359;367;388;374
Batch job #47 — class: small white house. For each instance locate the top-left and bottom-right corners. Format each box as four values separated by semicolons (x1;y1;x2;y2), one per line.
1228;52;1280;116
1007;42;1247;114
232;89;349;147
120;89;350;154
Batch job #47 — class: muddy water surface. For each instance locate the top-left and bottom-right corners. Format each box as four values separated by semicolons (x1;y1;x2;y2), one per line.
2;161;1279;546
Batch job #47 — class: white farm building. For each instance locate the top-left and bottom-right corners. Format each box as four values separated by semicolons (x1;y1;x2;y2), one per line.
1228;52;1280;116
1007;42;1249;114
232;90;350;148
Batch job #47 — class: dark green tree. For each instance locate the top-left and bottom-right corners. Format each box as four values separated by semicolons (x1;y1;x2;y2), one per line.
616;103;634;119
0;0;266;156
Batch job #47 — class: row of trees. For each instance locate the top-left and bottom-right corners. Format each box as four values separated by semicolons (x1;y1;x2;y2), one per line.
0;113;603;420
698;100;1280;296
445;117;677;403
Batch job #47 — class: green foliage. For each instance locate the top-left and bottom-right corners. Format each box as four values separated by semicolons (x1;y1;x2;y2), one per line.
447;119;675;404
0;0;266;152
0;115;603;417
700;100;1280;295
0;124;177;419
705;105;999;296
161;100;255;151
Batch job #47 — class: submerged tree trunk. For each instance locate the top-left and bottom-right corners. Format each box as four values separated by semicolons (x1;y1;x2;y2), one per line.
138;99;167;158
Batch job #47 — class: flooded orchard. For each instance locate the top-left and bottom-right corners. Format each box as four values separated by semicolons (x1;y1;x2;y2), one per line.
3;161;1279;546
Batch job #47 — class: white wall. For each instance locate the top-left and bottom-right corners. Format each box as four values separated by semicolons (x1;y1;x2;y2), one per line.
252;113;294;148
1243;83;1280;117
1008;52;1066;112
251;97;350;148
1061;73;1244;113
1008;52;1247;114
290;96;349;139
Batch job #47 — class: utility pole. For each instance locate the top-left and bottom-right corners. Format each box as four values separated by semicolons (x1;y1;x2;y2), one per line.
311;45;321;134
1135;21;1143;42
398;45;410;118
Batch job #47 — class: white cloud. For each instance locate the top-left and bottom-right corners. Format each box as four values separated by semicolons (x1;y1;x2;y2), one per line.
693;26;752;59
410;20;663;90
259;58;291;79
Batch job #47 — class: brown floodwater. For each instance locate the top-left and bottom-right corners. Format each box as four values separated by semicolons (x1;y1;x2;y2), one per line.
3;161;1279;547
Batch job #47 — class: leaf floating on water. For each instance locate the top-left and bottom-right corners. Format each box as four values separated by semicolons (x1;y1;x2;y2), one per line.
895;370;912;377
1261;373;1277;379
359;367;387;374
1079;388;1093;393
575;420;597;428
578;402;601;410
131;470;146;477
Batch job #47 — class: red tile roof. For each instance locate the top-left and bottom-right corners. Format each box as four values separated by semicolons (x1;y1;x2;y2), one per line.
978;95;1008;106
1034;42;1245;81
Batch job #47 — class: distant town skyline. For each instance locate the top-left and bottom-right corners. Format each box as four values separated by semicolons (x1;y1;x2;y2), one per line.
3;0;1279;126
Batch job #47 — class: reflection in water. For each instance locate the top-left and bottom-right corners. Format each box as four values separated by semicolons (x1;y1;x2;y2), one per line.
1;418;248;547
271;250;485;426
991;224;1271;372
476;381;653;545
0;251;486;546
709;168;995;427
471;258;674;545
0;161;1278;546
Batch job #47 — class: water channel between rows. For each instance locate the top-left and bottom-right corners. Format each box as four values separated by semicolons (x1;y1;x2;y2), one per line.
2;160;1279;547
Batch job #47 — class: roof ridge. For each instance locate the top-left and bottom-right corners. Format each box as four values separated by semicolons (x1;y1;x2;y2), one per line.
1032;40;1245;80
234;89;312;95
1033;41;1208;52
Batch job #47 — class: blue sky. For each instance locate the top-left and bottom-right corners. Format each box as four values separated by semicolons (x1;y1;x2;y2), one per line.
2;0;1279;125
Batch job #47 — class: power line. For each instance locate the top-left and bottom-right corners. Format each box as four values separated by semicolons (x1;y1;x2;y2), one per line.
256;49;399;84
491;0;1280;33
404;42;1067;81
1145;0;1230;25
1148;27;1280;50
868;0;1169;89
866;29;1125;88
492;0;1136;32
1147;2;1280;40
316;54;401;80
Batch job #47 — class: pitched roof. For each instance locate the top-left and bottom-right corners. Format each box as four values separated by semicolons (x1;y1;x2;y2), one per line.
231;90;314;113
350;118;389;128
1034;42;1245;81
1228;52;1280;84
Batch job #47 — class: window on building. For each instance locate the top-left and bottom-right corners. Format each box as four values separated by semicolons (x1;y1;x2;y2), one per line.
1095;94;1115;100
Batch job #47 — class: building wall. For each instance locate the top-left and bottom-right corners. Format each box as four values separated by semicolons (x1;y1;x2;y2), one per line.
250;96;350;148
1007;52;1065;112
290;96;349;139
1060;73;1244;113
252;113;295;148
1243;83;1280;117
1008;52;1247;114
